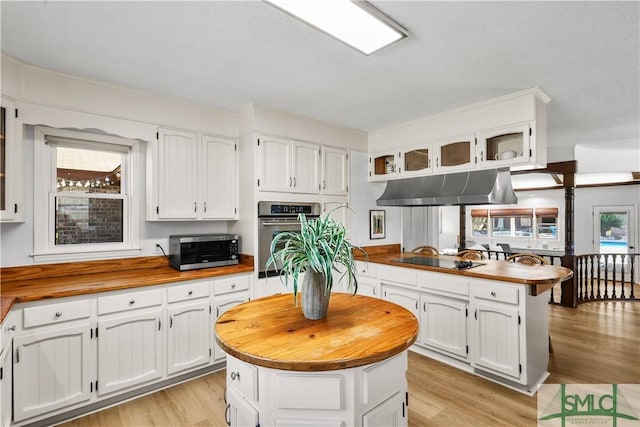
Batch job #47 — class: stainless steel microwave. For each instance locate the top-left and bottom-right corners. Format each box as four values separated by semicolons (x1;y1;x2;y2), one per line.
169;234;239;271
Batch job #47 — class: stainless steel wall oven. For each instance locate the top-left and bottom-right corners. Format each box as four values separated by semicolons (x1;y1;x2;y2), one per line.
257;201;321;278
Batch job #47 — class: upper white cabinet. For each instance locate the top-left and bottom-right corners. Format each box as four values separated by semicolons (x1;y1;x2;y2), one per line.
477;122;532;168
321;146;348;195
257;136;320;194
399;143;433;177
367;88;549;181
147;128;238;221
0;96;24;222
434;134;476;173
368;151;398;181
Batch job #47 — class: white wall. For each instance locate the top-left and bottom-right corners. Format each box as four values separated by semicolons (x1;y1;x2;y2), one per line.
349;151;401;247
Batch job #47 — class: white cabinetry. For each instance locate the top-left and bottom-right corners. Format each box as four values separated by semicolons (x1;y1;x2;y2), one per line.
97;288;163;396
225;352;408;427
434;134;476;173
421;294;468;360
0;96;24;222
147;128;237;220
257;136;320;194
166;280;212;376
13;309;92;423
322;195;349;228
368;151;398;181
213;275;250;362
477;122;532;168
399;143;433;177
321;146;348;195
0;310;18;427
355;261;379;298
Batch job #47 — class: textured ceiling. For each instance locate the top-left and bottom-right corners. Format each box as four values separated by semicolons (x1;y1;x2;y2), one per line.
1;1;638;150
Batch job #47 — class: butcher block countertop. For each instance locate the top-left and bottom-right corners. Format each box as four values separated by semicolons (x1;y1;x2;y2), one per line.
215;293;419;372
0;255;254;323
356;244;573;295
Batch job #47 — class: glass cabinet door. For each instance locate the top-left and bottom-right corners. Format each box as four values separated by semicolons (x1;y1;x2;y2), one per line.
400;144;432;177
478;123;531;167
435;134;475;172
369;152;397;181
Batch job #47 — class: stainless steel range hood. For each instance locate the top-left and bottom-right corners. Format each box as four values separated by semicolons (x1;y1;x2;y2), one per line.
376;169;517;206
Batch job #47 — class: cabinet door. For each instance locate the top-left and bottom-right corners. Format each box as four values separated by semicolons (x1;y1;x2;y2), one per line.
322;195;349;228
357;278;379;299
382;286;420;325
291;141;320;194
157;128;199;219
167;301;211;375
226;387;259;427
13;324;91;422
200;135;238;219
0;345;13;426
321;146;348;195
97;309;163;396
258;136;292;192
472;301;520;379
369;152;398;181
214;292;249;362
0;96;22;222
477;122;531;168
434;134;476;173
399;144;433;177
362;392;407;427
421;295;468;359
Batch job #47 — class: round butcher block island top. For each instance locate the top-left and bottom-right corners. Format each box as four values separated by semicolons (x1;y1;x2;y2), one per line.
215;292;419;371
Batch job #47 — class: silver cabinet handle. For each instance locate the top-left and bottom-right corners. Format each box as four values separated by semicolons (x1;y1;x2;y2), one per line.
491;291;496;297
170;315;173;328
323;180;326;189
293;177;296;187
289;176;292;187
194;202;197;213
55;312;62;318
129;299;135;305
230;371;240;381
7;325;16;331
204;202;207;213
188;290;193;296
480;151;484;161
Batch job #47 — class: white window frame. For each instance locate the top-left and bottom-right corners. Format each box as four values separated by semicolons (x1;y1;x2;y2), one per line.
33;126;141;263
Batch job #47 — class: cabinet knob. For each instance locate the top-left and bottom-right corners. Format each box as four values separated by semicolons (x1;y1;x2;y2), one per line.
129;299;135;305
55;311;62;318
230;371;240;381
231;283;236;289
7;325;16;331
188;290;193;296
490;291;496;297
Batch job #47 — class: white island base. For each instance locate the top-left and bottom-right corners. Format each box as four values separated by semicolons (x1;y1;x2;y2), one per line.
225;352;409;427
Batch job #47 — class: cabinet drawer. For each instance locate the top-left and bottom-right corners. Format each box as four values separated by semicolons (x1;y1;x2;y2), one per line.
275;373;343;410
23;300;91;328
227;355;258;401
167;281;211;303
355;260;377;279
418;271;469;296
98;288;163;315
474;284;519;305
214;275;250;296
378;265;416;286
361;353;406;406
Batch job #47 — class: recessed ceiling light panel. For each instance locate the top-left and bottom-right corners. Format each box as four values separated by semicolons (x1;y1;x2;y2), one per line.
266;0;408;55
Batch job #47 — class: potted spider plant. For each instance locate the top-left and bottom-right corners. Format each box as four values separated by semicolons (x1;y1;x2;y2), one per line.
266;208;366;320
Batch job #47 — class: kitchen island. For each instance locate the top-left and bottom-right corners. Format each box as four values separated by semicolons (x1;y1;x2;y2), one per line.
352;245;572;395
215;293;419;427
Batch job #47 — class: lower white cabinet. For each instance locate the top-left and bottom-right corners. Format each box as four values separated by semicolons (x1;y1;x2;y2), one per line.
213;292;249;362
167;300;212;375
382;285;420;325
97;309;164;396
225;352;408;427
362;392;406;427
471;300;520;379
420;294;468;360
13;324;92;422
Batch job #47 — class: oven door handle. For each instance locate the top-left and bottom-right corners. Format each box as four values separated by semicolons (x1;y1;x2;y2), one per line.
261;221;302;226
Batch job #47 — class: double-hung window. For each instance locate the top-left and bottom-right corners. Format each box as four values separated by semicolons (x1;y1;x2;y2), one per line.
33;126;141;262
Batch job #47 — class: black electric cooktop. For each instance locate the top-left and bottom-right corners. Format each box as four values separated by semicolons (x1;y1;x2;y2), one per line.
392;257;484;270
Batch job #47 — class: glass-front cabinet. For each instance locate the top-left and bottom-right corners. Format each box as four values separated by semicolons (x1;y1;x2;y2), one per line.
368;151;398;181
0;96;22;222
434;134;475;173
477;122;531;168
399;143;433;177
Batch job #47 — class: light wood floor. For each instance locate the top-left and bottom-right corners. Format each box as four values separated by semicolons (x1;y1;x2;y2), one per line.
61;301;639;427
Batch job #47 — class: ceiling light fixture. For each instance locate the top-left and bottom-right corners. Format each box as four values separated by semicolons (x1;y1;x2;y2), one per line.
266;0;407;55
